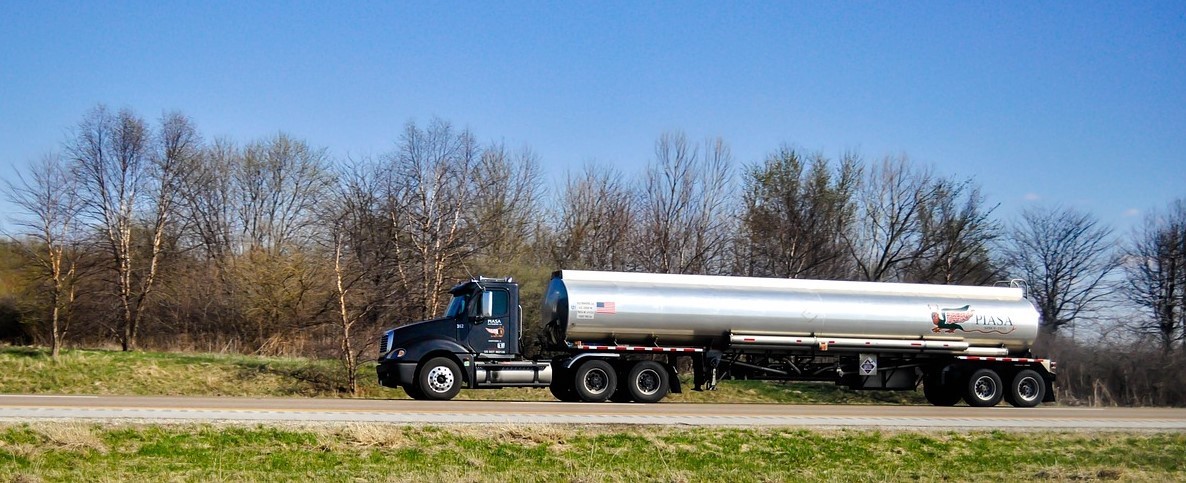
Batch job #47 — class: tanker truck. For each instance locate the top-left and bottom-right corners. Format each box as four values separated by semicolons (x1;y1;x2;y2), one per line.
376;270;1055;407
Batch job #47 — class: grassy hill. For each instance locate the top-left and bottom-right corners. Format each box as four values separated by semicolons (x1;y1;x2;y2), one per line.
0;346;925;404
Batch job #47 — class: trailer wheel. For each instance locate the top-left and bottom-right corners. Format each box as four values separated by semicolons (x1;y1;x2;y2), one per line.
922;377;962;406
1005;369;1045;408
964;368;1003;407
574;360;617;402
625;361;669;403
418;357;462;401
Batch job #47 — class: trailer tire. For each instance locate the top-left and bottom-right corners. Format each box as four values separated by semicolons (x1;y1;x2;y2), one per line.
625;361;669;403
418;357;462;401
922;378;962;406
1005;369;1045;408
964;368;1004;407
574;360;617;402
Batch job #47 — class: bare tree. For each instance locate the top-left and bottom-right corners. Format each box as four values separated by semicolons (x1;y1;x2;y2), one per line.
905;179;1002;285
843;156;942;282
1002;205;1118;334
69;106;197;350
386;119;480;318
633;132;735;275
4;154;83;358
467;143;545;266
735;147;859;279
1123;200;1186;352
550;163;636;271
321;159;399;393
176;138;238;262
235;133;333;254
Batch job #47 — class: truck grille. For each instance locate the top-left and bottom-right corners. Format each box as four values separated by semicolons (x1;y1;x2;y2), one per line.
379;330;393;355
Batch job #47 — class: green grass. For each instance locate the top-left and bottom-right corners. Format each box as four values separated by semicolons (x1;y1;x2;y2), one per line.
0;423;1181;481
0;346;926;404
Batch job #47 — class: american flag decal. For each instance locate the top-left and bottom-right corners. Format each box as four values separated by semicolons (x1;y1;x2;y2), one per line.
595;301;616;314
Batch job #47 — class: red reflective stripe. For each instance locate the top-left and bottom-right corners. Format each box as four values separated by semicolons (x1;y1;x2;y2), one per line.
574;344;704;353
957;356;1048;363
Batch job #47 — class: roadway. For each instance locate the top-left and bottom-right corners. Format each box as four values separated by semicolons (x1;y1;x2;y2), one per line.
2;395;1184;430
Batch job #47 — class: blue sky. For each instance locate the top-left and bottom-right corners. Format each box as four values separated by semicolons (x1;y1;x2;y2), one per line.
1;1;1183;233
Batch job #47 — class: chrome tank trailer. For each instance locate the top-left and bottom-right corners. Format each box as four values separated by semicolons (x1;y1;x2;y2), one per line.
542;270;1041;356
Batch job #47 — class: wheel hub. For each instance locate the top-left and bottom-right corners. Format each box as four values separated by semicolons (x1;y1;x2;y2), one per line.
427;366;454;393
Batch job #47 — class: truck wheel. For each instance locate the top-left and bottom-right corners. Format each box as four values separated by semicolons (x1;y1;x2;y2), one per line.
1005;369;1045;408
964;368;1003;407
922;377;962;406
418;357;462;401
625;361;669;403
550;383;581;402
549;368;581;402
574;360;617;402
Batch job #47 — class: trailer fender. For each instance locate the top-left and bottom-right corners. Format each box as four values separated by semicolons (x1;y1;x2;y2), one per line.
563;352;621;370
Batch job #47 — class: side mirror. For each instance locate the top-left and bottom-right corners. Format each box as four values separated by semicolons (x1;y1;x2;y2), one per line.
480;291;494;319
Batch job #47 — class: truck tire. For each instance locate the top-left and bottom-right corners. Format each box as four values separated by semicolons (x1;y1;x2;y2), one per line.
574;360;617;402
418;357;462;401
625;361;669;403
964;368;1003;407
1005;369;1045;408
922;377;962;406
549;368;581;402
550;383;581;402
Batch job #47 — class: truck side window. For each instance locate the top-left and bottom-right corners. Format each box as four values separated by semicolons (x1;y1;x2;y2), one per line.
444;295;467;318
491;290;508;316
480;290;509;318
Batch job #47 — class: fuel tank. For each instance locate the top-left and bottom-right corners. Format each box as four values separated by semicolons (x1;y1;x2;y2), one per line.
541;270;1041;355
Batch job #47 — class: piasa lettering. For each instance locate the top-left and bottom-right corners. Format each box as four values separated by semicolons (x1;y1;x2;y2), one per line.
972;314;1014;327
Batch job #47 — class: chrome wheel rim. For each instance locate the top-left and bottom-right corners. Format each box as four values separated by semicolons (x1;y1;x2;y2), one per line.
583;368;610;395
426;366;454;393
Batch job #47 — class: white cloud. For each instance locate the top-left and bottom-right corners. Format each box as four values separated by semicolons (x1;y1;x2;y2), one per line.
1123;208;1141;217
1023;193;1041;201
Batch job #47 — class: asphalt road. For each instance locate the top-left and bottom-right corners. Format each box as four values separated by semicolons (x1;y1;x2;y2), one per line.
2;395;1184;430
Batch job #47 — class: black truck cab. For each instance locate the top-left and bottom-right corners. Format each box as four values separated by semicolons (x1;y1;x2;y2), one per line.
377;277;550;400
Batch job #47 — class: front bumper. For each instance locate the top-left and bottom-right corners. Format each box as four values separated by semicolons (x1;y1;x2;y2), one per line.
377;361;418;388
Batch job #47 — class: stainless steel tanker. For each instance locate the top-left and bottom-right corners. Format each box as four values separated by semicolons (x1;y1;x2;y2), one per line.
378;270;1056;408
543;270;1040;357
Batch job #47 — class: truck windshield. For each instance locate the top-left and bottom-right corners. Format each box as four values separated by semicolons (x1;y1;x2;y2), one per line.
443;295;467;318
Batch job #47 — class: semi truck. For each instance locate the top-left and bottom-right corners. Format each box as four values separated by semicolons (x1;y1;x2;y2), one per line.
376;270;1056;407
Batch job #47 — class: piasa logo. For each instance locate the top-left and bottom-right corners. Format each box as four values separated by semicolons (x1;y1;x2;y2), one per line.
929;304;1016;335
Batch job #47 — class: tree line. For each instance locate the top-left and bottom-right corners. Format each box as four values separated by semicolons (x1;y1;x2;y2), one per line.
2;105;1184;402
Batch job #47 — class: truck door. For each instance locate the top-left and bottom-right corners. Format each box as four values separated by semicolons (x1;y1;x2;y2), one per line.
466;287;512;356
